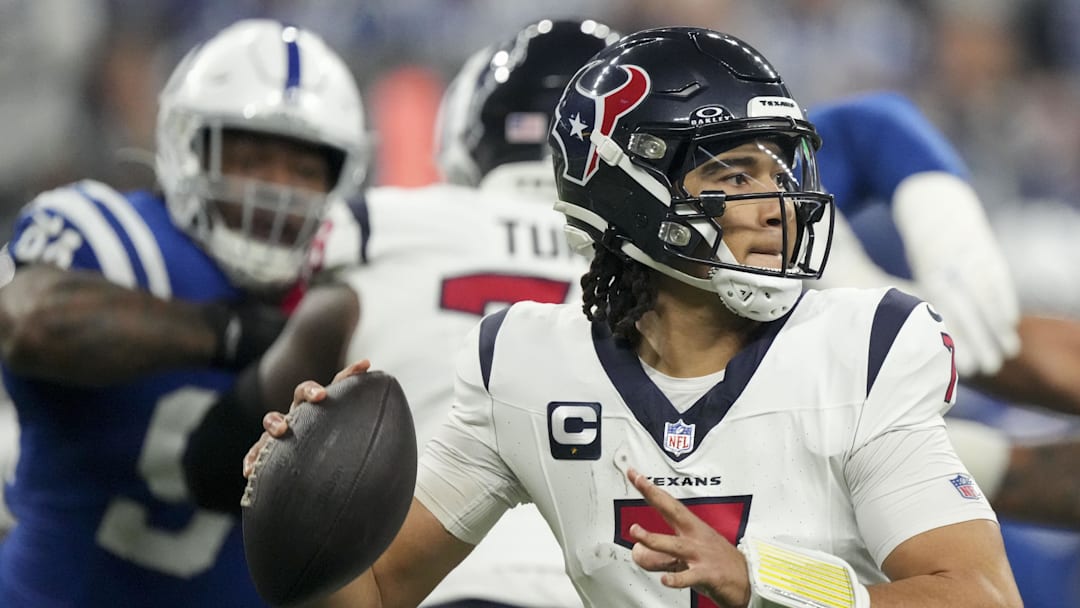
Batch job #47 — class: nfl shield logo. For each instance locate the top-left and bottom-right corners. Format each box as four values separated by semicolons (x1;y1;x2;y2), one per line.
949;474;982;499
663;419;695;456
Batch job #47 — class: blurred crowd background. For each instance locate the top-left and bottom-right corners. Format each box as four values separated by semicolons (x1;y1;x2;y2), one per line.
2;0;1080;310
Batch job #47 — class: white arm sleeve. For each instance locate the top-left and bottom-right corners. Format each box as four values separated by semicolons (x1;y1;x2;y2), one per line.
415;321;527;546
847;300;997;565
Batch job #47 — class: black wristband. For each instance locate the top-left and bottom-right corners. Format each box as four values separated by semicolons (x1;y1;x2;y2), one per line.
202;301;287;370
182;364;266;514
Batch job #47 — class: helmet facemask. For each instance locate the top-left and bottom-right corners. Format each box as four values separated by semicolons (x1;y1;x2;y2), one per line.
657;127;833;283
641;124;833;321
166;120;343;292
558;118;835;322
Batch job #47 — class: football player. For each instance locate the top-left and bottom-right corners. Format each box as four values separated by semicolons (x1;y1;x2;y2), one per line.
810;90;1080;417
313;19;620;608
249;27;1021;608
807;90;1080;608
0;20;365;607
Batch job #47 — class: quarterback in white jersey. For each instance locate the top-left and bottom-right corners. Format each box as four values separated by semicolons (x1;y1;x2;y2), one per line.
248;26;1021;608
420;285;994;606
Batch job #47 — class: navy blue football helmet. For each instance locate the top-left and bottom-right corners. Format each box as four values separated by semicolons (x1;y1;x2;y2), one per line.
549;27;835;321
435;19;620;194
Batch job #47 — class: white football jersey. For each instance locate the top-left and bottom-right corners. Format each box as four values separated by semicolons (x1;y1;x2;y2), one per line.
417;287;997;608
321;183;589;607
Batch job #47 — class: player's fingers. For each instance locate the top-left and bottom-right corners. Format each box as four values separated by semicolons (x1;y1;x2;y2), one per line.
630;537;686;572
331;359;371;384
977;268;1021;329
932;294;989;376
263;411;289;436
936;280;1006;376
950;286;1008;374
629;523;689;561
628;468;700;532
292;381;327;407
661;565;739;608
243;432;271;478
993;324;1022;362
981;284;1021;360
659;568;701;590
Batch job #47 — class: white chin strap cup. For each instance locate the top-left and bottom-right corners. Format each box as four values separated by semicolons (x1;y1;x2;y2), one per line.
711;243;801;322
711;267;801;322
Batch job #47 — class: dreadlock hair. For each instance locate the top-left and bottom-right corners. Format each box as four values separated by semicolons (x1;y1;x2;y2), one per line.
581;242;657;345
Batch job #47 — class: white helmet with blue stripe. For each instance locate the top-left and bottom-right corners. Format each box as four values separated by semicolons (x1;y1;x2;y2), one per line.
156;18;368;290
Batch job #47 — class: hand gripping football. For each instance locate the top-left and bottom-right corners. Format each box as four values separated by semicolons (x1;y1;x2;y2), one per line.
241;371;417;607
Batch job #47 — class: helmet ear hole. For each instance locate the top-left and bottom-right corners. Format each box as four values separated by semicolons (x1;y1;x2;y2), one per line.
322;147;346;192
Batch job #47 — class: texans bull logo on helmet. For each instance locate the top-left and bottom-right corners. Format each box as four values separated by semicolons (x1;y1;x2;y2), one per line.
550;64;651;186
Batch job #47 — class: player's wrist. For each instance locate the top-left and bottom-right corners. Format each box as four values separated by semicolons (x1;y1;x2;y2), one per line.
739;536;870;608
201;301;288;370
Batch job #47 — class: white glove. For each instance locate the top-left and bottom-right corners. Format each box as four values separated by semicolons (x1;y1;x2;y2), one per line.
893;172;1021;377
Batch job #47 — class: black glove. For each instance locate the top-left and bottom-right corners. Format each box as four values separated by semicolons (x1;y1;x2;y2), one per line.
201;300;288;370
183;364;264;514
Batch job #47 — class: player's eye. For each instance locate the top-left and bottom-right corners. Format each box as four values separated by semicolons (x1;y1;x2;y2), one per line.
721;172;752;188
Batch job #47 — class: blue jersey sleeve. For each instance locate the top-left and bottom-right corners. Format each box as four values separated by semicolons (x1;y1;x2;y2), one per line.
5;181;176;298
0;182;262;606
810;91;970;215
8;185;105;273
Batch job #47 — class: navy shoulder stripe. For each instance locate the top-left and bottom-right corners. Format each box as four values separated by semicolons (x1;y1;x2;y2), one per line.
867;288;922;396
347;196;371;264
479;307;510;391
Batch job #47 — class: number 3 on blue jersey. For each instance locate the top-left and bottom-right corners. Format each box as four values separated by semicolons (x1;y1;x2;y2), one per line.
95;387;233;578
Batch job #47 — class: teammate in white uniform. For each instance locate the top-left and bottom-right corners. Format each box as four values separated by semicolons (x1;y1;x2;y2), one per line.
321;186;585;608
249;27;1021;607
314;19;619;608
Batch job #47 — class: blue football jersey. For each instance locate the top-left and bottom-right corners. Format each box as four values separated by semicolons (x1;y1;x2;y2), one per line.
0;180;267;607
810;91;970;215
810;91;971;278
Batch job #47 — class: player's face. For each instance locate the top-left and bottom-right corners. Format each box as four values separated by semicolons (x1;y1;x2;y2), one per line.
220;131;332;192
681;140;797;270
213;131;332;246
